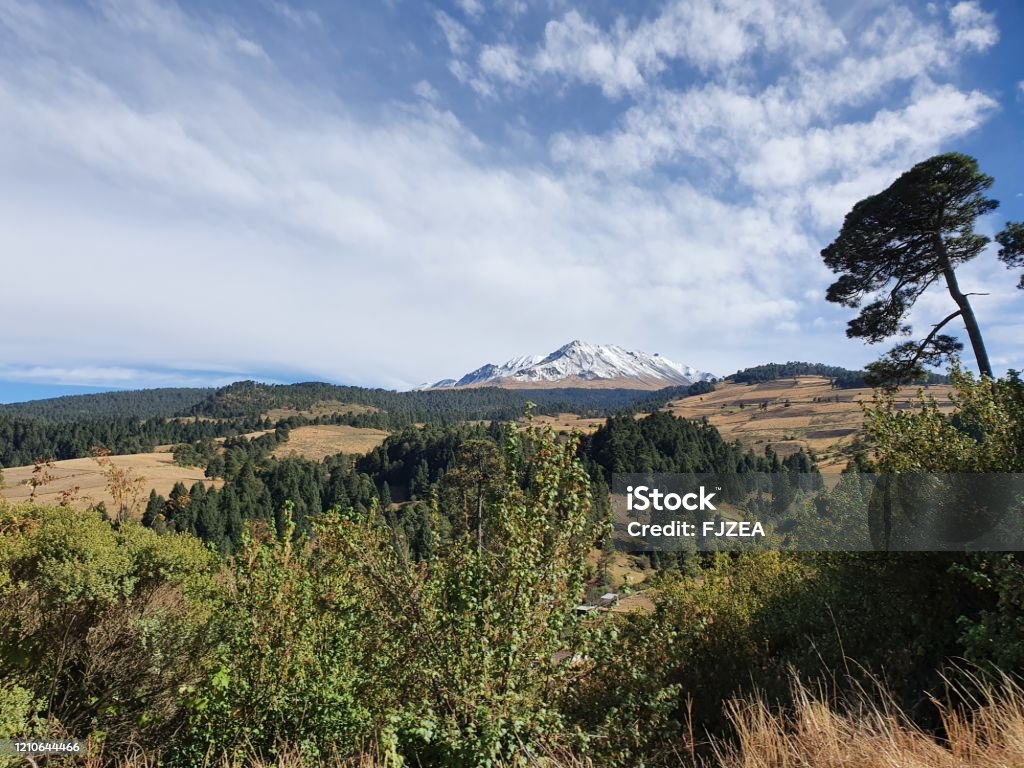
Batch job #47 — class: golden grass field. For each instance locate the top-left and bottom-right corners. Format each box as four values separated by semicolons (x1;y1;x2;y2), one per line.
527;412;608;435
262;400;379;422
665;375;956;472
273;424;389;461
0;452;221;515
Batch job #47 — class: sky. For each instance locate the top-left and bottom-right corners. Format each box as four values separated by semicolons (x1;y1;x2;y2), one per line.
0;0;1022;400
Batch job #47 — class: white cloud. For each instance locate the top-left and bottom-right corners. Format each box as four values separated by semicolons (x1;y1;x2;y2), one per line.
479;44;527;86
435;10;471;56
472;0;844;97
742;84;997;192
264;1;321;28
456;0;484;21
412;79;440;102
0;0;839;386
542;3;1002;252
950;0;998;51
0;0;1015;388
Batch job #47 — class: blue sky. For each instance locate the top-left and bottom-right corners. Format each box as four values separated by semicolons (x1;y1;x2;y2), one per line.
0;0;1022;401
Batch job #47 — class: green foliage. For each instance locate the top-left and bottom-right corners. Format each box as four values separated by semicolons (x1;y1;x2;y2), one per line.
7;371;1024;767
0;412;266;468
580;411;814;480
0;684;41;739
191;380;696;424
730;361;949;387
996;220;1024;289
864;368;1024;472
0;684;44;768
172;437;219;468
175;506;373;765
862;368;1024;683
305;424;594;765
0;501;221;755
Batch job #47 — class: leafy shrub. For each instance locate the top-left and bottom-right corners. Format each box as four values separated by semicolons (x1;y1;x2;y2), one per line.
0;502;221;755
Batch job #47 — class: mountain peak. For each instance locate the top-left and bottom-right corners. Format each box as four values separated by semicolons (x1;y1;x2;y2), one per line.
420;342;713;391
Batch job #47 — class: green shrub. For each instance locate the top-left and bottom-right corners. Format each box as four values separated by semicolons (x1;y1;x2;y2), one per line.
0;501;221;756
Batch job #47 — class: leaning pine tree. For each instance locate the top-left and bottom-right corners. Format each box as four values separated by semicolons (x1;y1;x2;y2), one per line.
821;153;1003;387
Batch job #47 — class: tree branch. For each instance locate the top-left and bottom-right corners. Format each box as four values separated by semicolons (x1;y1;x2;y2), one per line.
907;309;963;371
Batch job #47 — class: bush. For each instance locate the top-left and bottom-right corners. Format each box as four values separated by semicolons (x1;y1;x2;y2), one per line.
0;501;221;756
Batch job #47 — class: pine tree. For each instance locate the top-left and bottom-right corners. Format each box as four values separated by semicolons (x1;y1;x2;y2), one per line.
142;490;165;528
822;153;999;385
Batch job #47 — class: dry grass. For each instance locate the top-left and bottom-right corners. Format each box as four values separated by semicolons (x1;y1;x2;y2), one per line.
587;548;653;591
666;376;956;474
272;425;389;461
0;453;220;516
262;401;379;423
526;412;608;436
62;675;1024;767
714;675;1024;768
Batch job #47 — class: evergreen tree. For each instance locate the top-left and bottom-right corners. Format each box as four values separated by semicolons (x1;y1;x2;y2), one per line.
142;490;165;529
996;221;1024;289
822;153;999;385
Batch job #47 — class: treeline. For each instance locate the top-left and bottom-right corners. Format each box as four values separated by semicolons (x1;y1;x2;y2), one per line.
156;425;379;552
580;411;807;479
0;386;213;421
730;361;950;387
188;380;701;423
0;381;722;468
144;454;381;554
0;413;266;468
151;423;533;554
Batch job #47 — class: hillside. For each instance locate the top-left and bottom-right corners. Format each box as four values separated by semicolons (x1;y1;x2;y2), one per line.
272;425;390;461
186;379;694;422
665;375;956;471
0;386;213;420
729;361;951;387
0;451;219;512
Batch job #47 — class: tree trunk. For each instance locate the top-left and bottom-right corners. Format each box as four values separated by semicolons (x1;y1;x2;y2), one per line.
935;235;993;378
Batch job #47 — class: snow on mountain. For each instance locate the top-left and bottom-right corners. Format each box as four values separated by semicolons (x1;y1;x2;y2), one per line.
420;341;714;390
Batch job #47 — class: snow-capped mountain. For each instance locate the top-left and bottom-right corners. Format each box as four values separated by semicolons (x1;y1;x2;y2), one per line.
419;341;714;390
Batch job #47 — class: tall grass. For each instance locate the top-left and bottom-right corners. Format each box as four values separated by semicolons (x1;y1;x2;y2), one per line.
714;673;1024;768
65;673;1024;767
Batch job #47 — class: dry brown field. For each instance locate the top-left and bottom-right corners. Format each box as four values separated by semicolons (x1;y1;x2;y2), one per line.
272;424;389;461
0;453;221;515
262;400;379;422
527;412;608;435
665;375;956;472
153;429;273;453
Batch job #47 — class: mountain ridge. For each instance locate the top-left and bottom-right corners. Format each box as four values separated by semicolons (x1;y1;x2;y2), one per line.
419;340;714;391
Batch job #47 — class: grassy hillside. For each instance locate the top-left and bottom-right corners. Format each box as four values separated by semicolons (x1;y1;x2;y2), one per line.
666;375;955;471
272;425;390;461
0;452;219;511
